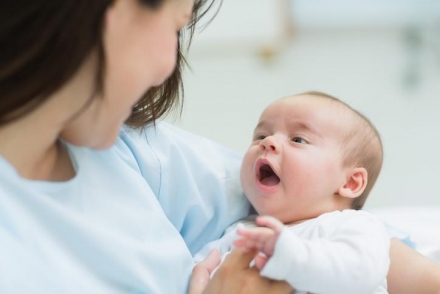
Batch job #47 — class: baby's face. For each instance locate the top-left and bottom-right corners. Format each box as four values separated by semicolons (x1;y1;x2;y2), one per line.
240;95;351;223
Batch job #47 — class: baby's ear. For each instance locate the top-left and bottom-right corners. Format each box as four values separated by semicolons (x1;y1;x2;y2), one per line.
338;167;368;199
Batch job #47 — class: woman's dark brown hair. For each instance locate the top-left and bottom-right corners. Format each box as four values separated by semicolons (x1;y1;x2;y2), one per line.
0;0;215;127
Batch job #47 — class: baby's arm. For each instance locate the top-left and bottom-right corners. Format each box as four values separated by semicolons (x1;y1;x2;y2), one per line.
234;216;284;269
236;211;390;294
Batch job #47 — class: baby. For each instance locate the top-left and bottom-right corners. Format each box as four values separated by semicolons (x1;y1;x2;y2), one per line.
195;91;389;293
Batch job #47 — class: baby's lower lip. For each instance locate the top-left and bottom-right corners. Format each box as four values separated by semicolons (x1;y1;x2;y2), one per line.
255;178;279;194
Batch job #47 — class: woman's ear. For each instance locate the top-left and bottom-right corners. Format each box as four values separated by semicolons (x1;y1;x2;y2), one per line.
338;167;368;199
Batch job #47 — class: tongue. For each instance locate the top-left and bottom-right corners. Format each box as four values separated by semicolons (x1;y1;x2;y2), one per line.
261;175;280;186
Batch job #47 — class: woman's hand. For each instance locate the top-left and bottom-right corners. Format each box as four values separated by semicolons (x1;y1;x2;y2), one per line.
189;249;221;294
190;247;292;294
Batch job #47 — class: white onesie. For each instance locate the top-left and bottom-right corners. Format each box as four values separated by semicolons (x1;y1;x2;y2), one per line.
195;210;390;294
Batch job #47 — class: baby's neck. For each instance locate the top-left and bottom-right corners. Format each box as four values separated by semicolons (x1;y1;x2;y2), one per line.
285;218;315;226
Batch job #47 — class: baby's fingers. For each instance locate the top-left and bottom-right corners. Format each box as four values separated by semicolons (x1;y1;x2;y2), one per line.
254;253;268;270
237;226;275;242
233;237;259;252
255;216;284;233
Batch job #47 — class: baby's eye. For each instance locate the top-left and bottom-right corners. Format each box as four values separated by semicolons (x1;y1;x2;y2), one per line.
292;137;306;144
255;135;266;140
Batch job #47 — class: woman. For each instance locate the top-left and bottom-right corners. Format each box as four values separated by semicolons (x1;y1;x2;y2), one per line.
0;0;289;293
0;0;438;293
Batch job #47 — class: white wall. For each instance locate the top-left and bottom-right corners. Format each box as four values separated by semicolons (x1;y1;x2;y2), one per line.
167;0;440;209
292;0;440;28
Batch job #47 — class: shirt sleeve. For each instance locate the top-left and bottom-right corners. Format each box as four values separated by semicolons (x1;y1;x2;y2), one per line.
260;210;390;294
119;122;250;255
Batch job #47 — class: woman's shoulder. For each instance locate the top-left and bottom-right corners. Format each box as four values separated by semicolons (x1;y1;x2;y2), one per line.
120;122;239;157
118;121;242;175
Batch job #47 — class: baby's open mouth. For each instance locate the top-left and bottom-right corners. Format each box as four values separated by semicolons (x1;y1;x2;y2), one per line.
259;164;280;186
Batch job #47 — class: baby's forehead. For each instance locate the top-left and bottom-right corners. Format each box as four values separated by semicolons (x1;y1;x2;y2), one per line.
261;94;359;137
266;94;349;117
262;95;350;128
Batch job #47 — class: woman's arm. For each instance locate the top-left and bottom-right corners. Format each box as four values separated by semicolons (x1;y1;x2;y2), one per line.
388;238;440;294
189;248;292;294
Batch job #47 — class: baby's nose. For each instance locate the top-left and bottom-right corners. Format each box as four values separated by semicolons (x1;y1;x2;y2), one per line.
259;136;280;153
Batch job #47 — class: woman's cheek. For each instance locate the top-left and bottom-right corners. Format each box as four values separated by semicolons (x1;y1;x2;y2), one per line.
161;43;179;83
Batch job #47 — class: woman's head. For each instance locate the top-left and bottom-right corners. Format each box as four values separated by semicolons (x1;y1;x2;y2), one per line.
0;0;110;125
0;0;213;148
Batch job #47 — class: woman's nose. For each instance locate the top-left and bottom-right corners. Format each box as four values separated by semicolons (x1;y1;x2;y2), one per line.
259;136;280;153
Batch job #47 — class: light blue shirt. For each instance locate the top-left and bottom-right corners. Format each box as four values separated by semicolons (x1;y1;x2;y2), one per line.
0;122;250;294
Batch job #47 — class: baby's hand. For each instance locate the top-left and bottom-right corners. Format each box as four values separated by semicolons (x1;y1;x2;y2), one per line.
234;215;284;270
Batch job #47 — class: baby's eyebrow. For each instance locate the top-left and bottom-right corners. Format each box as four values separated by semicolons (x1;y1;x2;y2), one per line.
293;122;313;132
255;120;270;130
291;121;314;132
252;123;270;137
254;120;322;138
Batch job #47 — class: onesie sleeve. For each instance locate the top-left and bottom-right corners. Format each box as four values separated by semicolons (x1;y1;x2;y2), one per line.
119;122;250;255
260;210;390;294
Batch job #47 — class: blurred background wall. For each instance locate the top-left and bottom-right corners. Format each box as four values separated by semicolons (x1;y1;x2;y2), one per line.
167;0;440;208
